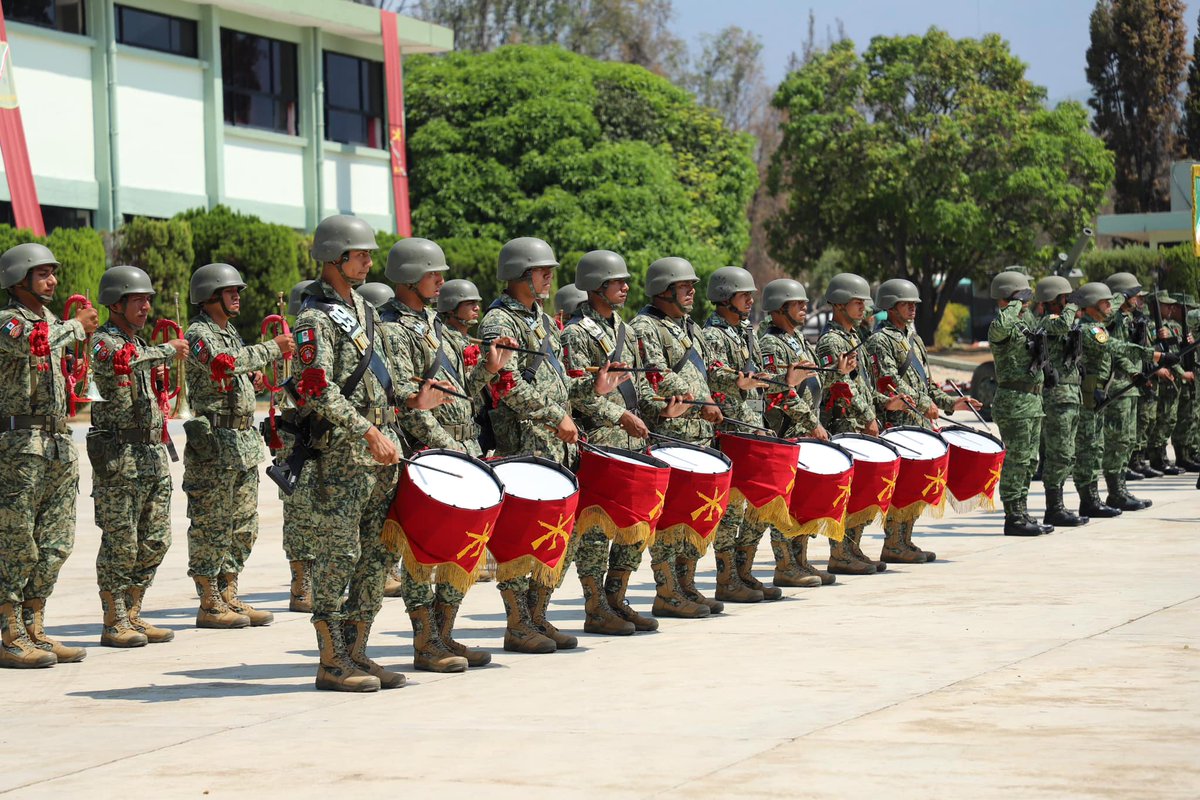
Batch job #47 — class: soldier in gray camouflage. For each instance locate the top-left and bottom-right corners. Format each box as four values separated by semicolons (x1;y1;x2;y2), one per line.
553;283;587;328
0;243;98;668
277;279;316;613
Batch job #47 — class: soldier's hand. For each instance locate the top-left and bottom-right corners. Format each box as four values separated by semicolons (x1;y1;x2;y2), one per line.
812;424;830;441
618;411;649;439
407;379;452;410
594;361;630;395
837;353;855;375
555;414;579;444
251;371;267;393
700;402;724;424
76;305;100;335
1154;367;1173;382
364;425;399;465
274;333;296;355
785;361;815;387
485;336;518;373
953;396;982;412
661;394;692;419
735;371;768;391
924;402;940;420
883;394;910;411
166;338;188;358
1157;326;1171;341
864;419;881;436
1183;370;1195;383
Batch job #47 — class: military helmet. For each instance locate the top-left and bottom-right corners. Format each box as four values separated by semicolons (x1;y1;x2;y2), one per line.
190;263;247;305
875;278;921;310
990;271;1031;300
1153;289;1177;305
310;215;379;263
437;279;483;314
498;237;559;281
1175;292;1199;309
288;280;314;315
1075;281;1115;309
385;237;448;285
356;281;394;308
553;284;588;317
0;242;59;290
1104;271;1145;298
645;257;699;296
825;273;872;305
98;265;156;306
706;266;756;302
1034;275;1073;304
574;250;630;292
762;279;808;312
1002;264;1031;276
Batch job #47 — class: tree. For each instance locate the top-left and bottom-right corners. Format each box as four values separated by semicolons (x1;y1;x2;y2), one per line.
1086;0;1188;212
1184;8;1200;158
113;217;194;325
682;26;767;133
767;29;1114;344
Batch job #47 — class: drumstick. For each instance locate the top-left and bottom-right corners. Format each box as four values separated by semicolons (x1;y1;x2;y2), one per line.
408;377;471;400
647;430;700;447
945;379;990;427
577;439;608;456
876;435;923;458
714;365;790;389
583;365;655;373
720;417;772;433
470;337;543;356
650;395;717;406
401;457;462;478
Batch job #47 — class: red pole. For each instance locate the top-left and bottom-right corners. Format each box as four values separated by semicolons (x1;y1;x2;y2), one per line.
380;10;411;237
0;7;45;236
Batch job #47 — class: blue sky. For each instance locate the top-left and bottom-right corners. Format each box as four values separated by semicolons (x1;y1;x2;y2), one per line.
673;0;1198;106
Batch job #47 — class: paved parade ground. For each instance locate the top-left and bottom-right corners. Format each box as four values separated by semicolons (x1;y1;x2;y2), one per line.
2;419;1198;799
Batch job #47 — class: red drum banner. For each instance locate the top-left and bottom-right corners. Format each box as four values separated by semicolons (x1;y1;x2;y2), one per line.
648;443;733;555
880;427;950;523
788;439;855;540
717;431;800;532
940;427;1006;512
575;446;672;547
487;457;580;586
832;434;902;529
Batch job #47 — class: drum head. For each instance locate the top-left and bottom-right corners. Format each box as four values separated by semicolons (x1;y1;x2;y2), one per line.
881;426;948;459
588;445;670;470
407;451;502;509
493;459;578;501
940;427;1004;454
796;439;853;475
832;434;899;463
650;445;731;474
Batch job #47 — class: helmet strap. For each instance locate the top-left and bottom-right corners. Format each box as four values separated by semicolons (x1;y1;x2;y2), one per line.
24;270;53;304
335;253;363;287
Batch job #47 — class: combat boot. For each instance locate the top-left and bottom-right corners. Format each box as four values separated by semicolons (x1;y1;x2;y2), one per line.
770;536;823;587
604;569;659;631
344;619;406;688
1003;515;1044;536
22;598;86;661
650;561;710;619
527;584;577;650
794;535;835;584
408;605;468;672
1043;486;1088;527
827;532;876;575
288;560;313;613
580;575;635;635
1023;513;1054;535
1133;451;1160;478
220;573;274;626
1150;446;1183;476
125;586;175;643
435;600;492;666
499;585;556;653
675;557;723;613
1078;483;1122;518
98;590;148;648
902;522;937;562
880;521;926;564
847;526;887;572
735;545;783;599
383;563;404;597
714;549;763;603
1173;442;1200;472
194;576;250;629
1105;473;1152;511
0;603;56;668
313;618;379;692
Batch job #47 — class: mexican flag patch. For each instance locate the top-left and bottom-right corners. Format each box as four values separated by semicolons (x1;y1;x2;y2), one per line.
2;319;23;339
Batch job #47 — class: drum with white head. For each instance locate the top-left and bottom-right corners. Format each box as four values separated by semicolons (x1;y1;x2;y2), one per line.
788;438;855;539
649;442;733;552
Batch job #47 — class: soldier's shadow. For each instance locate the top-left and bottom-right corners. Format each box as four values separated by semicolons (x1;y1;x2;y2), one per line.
68;678;314;702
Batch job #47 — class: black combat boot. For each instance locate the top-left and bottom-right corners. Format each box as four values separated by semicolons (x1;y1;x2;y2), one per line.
1173;442;1200;472
1042;486;1088;527
1104;473;1151;511
1078;483;1121;518
1149;446;1183;476
1003;515;1044;536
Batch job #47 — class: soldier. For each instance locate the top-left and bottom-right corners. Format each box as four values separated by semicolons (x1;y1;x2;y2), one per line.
987;271;1050;536
1033;276;1089;528
817;272;907;571
0;243;98;668
89;266;188;648
1147;292;1190;475
1174;293;1200;471
630;257;723;618
1073;282;1125;519
277;279;315;613
1123;282;1163;480
553;283;587;328
183;263;292;629
867;279;982;560
757;278;836;588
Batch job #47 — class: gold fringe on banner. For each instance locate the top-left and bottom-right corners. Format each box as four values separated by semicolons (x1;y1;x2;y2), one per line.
844;504;885;531
886;492;949;525
784;516;845;542
380;520;482;595
732;489;798;535
433;562;482;596
495;554;571;587
947;492;996;513
574;506;654;547
654;523;715;555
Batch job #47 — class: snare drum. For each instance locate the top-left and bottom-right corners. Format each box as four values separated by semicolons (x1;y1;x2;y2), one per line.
788;439;855;540
382;449;504;591
939;427;1006;511
488;456;581;586
576;445;672;547
648;443;733;554
831;434;902;529
879;426;950;522
717;430;800;532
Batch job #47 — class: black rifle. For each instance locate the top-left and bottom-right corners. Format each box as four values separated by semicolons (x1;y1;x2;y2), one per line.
1095;344;1192;412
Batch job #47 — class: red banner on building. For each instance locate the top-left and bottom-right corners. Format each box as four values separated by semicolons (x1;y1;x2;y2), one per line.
0;8;45;236
379;11;411;237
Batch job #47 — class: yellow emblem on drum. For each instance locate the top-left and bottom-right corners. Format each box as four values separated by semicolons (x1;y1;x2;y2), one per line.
690;488;727;522
532;513;572;551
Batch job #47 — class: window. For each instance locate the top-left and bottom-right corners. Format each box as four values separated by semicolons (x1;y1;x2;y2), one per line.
0;202;92;231
324;51;383;148
2;0;86;35
221;28;298;136
115;5;196;58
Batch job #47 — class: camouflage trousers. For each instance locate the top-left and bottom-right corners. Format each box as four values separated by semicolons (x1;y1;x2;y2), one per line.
496;527;580;594
1074;405;1106;487
1102;395;1138;475
573;527;644;579
713;499;769;552
1134;390;1156;452
308;462;397;624
280;484;316;563
1175;383;1198;449
1040;390;1080;488
183;465;258;578
399;571;466;613
0;454;77;605
1150;381;1180;449
992;388;1043;508
94;475;172;593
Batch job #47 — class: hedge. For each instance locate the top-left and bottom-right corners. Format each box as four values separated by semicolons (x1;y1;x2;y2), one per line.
1078;244;1200;298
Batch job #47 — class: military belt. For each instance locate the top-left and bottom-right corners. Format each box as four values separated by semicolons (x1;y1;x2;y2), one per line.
4;414;68;434
206;412;255;430
358;407;398;426
997;380;1043;395
108;428;159;444
442;421;480;441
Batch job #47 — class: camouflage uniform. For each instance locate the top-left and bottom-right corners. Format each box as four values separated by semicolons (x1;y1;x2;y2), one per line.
987;302;1045;517
1150;317;1186;452
1106;309;1153;477
816;323;882;434
1076;317;1124;487
1035;302;1083;489
1180;305;1200;459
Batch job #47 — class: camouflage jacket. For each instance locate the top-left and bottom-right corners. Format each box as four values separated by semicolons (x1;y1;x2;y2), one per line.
988;303;1044;391
758;324;819;438
866;319;955;428
1035;304;1083;405
816;322;880;433
629;306;713;443
1109;309;1153;381
0;299;85;462
700;313;766;430
89;322;177;479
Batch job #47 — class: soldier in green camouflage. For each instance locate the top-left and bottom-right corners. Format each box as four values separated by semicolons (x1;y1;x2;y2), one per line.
89;266;187;649
277;279;315;613
1174;294;1200;471
0;243;98;668
1148;292;1191;474
1073;282;1126;519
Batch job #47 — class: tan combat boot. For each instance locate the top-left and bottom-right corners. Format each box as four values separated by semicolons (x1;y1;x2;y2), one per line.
794;535;836;585
528;583;578;650
847;526;887;572
124;586;175;643
382;563;404;598
288;560;313;613
651;561;710;619
828;528;876;575
220;573;274;626
0;602;56;668
23;598;87;662
714;549;763;603
435;600;491;667
675;556;724;614
409;605;468;673
99;590;148;648
343;619;405;688
770;536;823;588
604;569;659;631
880;520;926;564
499;585;556;654
580;575;635;636
902;521;936;562
194;576;250;629
313;618;380;692
735;545;783;599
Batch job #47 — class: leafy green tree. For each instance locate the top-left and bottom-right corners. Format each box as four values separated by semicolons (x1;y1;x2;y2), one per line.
1184;8;1200;158
767;29;1114;343
113;217;194;325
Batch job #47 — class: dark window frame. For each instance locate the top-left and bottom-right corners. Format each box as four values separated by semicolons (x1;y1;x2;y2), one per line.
114;4;198;59
220;27;299;137
323;50;384;149
2;0;87;36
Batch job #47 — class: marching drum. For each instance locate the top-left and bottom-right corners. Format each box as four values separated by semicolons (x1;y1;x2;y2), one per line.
648;442;733;553
788;439;855;540
488;456;581;585
717;430;800;532
831;434;902;529
879;426;950;522
382;449;505;591
939;427;1006;511
575;445;672;546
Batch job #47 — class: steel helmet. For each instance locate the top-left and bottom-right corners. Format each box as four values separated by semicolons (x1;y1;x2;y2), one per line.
1034;275;1073;304
762;279;808;312
553;284;587;317
990;271;1031;301
1104;271;1145;299
574;250;631;292
310;215;379;263
288;280;314;315
190;263;246;305
385;237;449;285
498;237;559;281
98;265;156;306
874;278;921;310
824;273;872;305
706;266;756;302
356;282;394;308
437;279;483;314
1075;281;1115;309
0;242;59;290
645;257;699;297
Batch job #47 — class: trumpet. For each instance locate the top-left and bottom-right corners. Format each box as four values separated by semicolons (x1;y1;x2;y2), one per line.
261;292;292;451
62;293;101;414
169;292;192;419
149;315;183;458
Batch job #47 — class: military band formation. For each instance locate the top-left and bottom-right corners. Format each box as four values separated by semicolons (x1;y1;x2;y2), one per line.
1;216;1196;691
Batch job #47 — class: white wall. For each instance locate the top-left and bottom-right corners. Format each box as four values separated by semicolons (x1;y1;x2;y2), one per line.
222;134;305;208
323;150;391;218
